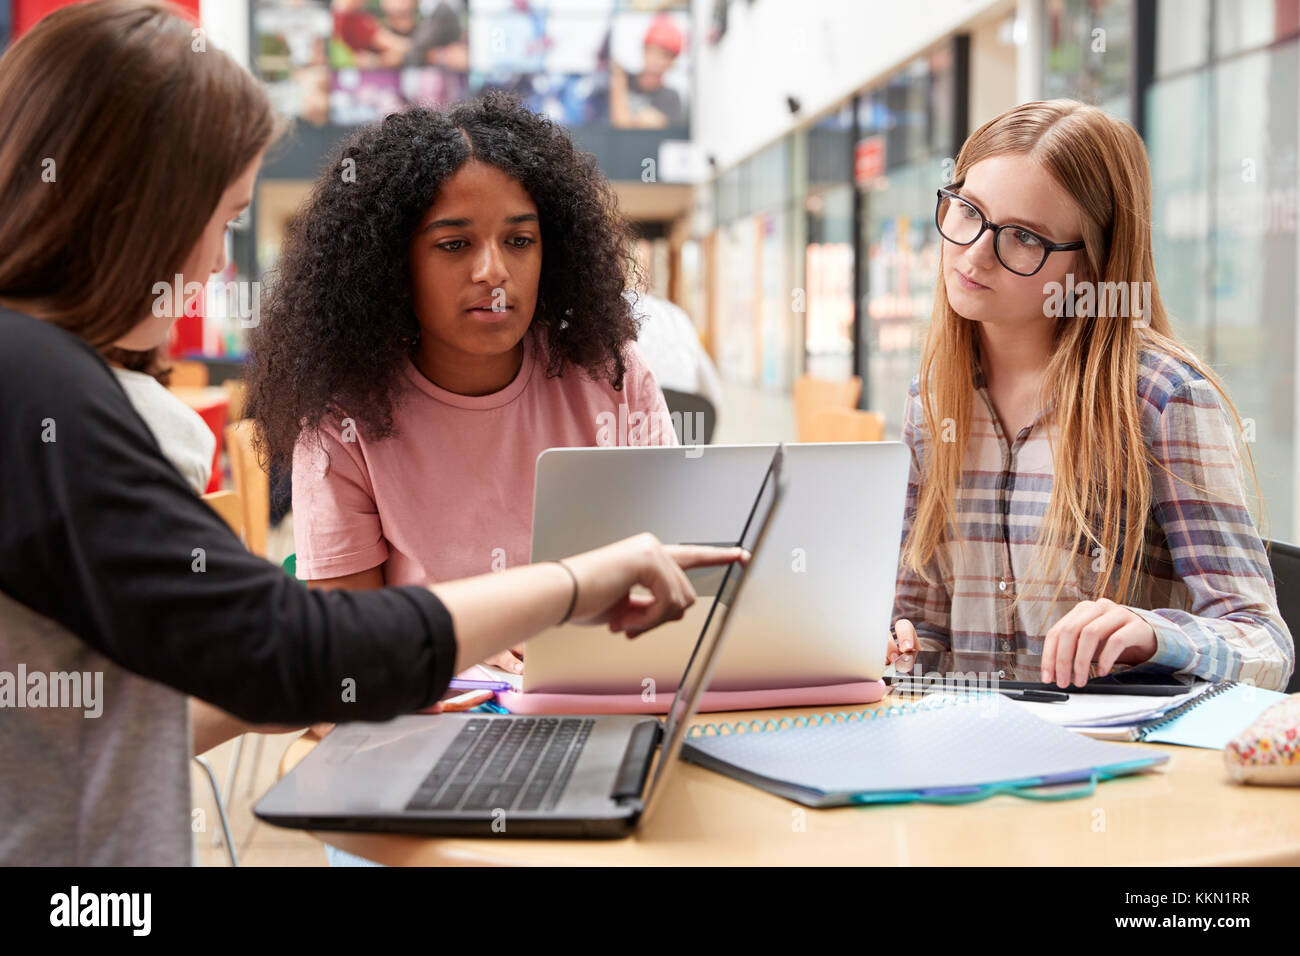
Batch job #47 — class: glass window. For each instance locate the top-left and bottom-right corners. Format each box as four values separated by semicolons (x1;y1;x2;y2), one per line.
852;44;958;426
715;217;759;384
804;184;855;380
1149;39;1298;540
716;166;739;224
1043;0;1134;118
758;206;795;389
858;158;946;432
711;135;800;388
804;107;856;380
1209;42;1298;539
807;103;854;189
927;45;957;161
753;138;792;213
1146;69;1213;357
1215;0;1299;59
1155;0;1210;78
856;51;953;174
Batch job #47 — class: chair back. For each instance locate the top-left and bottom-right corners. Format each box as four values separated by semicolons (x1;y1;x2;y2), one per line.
1265;539;1300;693
807;407;885;443
169;359;209;389
221;379;247;422
660;388;717;445
793;374;862;442
201;489;244;539
224;420;269;557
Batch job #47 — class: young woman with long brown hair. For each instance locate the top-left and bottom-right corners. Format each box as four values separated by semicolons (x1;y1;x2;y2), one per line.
886;100;1293;692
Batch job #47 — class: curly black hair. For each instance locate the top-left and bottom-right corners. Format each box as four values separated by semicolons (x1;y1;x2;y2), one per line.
245;92;639;462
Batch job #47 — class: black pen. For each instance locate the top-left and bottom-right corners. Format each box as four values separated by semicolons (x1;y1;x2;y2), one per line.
885;677;1069;703
1004;689;1069;703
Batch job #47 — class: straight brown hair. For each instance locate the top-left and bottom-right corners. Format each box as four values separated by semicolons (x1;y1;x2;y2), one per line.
0;0;278;347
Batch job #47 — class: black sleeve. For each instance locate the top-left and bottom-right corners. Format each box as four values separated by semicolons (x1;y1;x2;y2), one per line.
0;311;457;723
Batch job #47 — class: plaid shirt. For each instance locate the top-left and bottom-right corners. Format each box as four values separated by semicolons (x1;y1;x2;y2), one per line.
893;348;1295;691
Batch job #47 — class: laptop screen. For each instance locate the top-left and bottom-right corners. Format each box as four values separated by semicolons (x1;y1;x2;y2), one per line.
641;444;786;810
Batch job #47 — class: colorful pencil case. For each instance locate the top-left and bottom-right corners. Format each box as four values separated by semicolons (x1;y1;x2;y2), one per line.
1224;694;1300;785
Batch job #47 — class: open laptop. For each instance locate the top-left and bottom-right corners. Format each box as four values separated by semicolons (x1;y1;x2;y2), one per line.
524;442;909;695
253;445;786;838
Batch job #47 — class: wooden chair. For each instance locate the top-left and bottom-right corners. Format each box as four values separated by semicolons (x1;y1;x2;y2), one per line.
201;489;244;539
792;374;862;442
224;419;269;558
807;407;885;443
169;359;209;389
221;378;247;423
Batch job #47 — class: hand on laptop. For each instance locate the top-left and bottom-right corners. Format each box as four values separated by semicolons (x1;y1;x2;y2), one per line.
1040;598;1157;688
886;619;918;674
484;646;525;674
563;533;749;638
439;535;748;674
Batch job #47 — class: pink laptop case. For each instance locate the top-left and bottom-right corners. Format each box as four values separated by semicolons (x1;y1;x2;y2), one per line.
495;680;887;715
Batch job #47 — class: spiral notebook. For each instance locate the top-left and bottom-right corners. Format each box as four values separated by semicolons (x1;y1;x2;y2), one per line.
680;695;1168;807
1066;681;1289;748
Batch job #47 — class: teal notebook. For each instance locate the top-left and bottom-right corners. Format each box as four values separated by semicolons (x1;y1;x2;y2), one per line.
1133;681;1288;749
681;695;1168;808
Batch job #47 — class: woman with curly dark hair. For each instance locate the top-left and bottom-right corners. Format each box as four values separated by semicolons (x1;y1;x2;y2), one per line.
245;93;675;675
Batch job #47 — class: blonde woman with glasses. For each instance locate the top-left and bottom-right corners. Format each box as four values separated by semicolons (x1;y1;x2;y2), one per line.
886;100;1293;692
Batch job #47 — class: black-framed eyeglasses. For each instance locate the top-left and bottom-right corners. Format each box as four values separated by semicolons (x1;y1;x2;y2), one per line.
935;184;1085;277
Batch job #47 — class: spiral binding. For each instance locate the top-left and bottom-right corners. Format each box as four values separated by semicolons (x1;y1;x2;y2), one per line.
686;691;989;738
1134;680;1235;740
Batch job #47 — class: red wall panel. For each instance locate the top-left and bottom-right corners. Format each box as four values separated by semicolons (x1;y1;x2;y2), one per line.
12;0;208;356
13;0;201;38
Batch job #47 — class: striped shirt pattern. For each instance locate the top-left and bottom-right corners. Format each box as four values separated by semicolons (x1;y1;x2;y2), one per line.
893;348;1295;691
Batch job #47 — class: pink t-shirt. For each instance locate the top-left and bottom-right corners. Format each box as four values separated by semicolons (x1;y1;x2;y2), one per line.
292;333;676;584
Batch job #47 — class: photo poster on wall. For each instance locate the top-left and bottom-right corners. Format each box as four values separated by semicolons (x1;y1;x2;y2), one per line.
252;0;691;130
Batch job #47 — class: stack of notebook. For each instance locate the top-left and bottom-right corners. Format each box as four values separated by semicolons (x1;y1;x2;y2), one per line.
680;694;1168;807
1013;680;1290;748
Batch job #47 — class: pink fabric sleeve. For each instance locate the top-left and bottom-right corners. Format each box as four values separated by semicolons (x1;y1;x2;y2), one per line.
291;424;389;580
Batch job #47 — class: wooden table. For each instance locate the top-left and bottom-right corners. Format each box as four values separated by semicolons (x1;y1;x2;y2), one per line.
276;698;1300;866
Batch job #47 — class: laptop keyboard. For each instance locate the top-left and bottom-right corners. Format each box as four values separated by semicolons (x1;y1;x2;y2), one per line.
405;717;595;814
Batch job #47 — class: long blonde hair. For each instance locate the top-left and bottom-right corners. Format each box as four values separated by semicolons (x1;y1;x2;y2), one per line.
903;100;1260;607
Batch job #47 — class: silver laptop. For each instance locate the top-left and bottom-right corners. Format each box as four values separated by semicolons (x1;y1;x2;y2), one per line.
253;446;786;839
525;442;909;695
